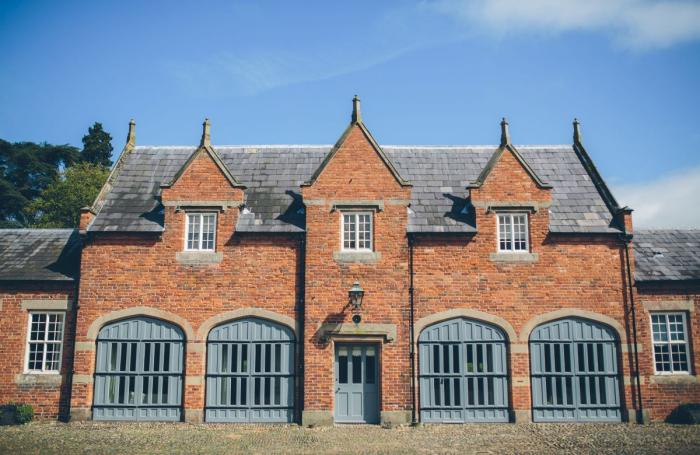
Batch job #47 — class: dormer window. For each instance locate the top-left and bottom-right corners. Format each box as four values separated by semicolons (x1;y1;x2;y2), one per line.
185;212;216;251
497;213;528;252
342;212;372;251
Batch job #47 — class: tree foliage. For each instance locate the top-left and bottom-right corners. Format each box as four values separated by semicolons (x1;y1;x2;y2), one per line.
81;122;113;167
0;139;80;227
25;162;110;228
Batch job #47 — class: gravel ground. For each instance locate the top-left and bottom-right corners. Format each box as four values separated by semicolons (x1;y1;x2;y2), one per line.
1;421;700;455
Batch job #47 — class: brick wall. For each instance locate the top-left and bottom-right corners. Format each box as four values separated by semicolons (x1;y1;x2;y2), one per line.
0;282;76;419
71;150;301;420
635;283;700;421
301;124;412;416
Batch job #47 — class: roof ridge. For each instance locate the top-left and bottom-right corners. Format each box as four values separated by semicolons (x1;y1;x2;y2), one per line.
0;228;77;233
132;144;572;150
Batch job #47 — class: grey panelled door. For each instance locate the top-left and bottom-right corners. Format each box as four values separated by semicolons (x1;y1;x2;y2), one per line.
93;317;184;421
205;318;295;422
419;318;509;422
334;344;379;423
530;318;621;422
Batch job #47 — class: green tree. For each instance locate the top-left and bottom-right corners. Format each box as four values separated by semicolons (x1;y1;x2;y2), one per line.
81;122;113;167
0;139;80;227
26;162;109;228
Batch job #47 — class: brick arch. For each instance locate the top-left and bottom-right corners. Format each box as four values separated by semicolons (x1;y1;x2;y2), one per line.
196;308;298;342
85;306;195;342
414;308;517;343
519;309;626;343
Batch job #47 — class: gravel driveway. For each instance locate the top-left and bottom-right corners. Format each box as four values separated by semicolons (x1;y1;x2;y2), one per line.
2;421;700;454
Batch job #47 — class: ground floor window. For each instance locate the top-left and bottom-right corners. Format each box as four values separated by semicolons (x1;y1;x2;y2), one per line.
651;312;690;374
25;312;64;373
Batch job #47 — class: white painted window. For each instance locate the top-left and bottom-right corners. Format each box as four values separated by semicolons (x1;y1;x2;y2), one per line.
25;312;64;373
342;212;372;251
651;312;690;374
185;213;216;251
497;213;528;252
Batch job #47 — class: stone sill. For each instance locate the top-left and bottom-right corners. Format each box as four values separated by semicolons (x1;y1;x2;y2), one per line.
489;252;539;263
176;251;223;265
333;251;381;264
15;373;63;386
649;374;697;385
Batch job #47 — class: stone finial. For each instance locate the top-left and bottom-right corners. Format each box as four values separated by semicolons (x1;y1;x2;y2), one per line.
500;117;511;147
352;95;362;124
126;119;135;147
573;118;582;144
201;118;211;147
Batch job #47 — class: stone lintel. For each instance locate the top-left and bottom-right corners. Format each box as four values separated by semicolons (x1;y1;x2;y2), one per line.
319;323;396;343
21;299;71;311
642;300;694;313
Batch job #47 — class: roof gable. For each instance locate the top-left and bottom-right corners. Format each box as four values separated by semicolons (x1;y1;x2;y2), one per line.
303;97;410;188
161;145;245;189
469;144;552;189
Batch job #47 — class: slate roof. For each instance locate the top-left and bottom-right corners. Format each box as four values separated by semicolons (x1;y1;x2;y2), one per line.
88;144;622;234
0;229;81;281
634;230;700;282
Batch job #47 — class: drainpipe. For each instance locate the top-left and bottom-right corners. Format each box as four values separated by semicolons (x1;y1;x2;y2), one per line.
297;235;306;421
64;232;84;422
408;234;417;425
622;234;644;423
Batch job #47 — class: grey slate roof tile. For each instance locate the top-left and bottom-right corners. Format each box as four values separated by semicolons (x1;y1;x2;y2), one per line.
89;144;622;235
634;230;700;282
0;229;80;281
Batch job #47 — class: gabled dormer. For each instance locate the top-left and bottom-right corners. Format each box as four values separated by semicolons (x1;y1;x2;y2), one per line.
160;119;246;265
469;119;553;263
301;96;412;265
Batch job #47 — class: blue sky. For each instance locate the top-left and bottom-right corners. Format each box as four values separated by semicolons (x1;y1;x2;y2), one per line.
1;0;699;227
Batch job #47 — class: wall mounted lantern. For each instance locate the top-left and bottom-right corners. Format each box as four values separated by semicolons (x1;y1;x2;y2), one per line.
348;281;364;311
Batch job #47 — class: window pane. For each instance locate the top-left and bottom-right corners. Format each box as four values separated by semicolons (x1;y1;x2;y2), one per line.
651;314;668;342
358;214;371;249
671;344;688;372
30;313;46;341
201;214;216;250
654;344;671;372
498;215;512;251
668;314;685;341
343;214;356;250
187;214;201;249
513;215;527;251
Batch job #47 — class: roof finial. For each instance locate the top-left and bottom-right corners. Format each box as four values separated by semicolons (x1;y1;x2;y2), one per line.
352;95;362;124
201;118;211;147
126;119;136;147
500;117;511;147
573;118;582;144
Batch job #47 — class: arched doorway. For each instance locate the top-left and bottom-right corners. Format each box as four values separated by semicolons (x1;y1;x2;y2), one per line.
419;317;509;422
529;317;621;422
205;317;295;422
93;317;184;421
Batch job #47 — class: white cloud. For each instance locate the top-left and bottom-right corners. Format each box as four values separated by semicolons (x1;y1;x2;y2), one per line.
612;166;700;229
429;0;700;50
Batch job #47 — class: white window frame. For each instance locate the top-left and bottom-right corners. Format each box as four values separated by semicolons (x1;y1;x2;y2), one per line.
24;311;65;374
496;212;529;253
184;212;217;251
650;312;691;375
340;211;373;252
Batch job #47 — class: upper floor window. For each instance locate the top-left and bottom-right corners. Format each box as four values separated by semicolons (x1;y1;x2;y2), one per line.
342;212;372;251
497;213;528;252
25;312;64;373
651;312;690;374
185;212;216;251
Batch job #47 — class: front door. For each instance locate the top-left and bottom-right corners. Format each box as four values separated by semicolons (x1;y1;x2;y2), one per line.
334;344;379;423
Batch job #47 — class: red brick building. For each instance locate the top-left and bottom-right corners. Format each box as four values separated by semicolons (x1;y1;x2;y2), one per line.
1;98;699;424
